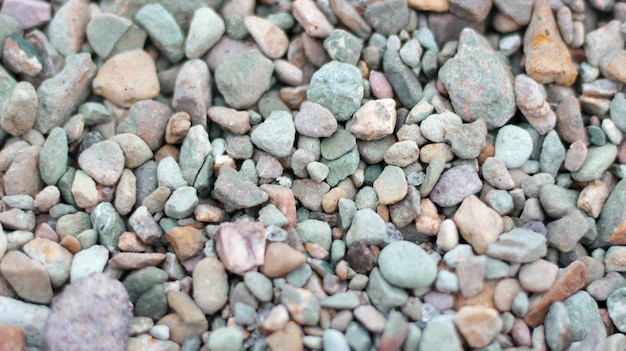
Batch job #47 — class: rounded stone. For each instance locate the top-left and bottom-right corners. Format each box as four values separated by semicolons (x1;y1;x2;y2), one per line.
378;241;436;289
494;125;533;168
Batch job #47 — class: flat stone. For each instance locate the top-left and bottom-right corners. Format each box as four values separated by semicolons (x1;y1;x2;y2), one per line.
86;13;133;58
135;3;184;62
108;252;167;270
595;179;626;246
383;36;422;109
439;28;515;128
165;226;205;262
69;245;109;282
213;166;268;210
46;0;89;56
420;315;463;350
571;144;618;182
292;0;334;38
486;228;547;263
172;59;211;128
519;259;559;293
515;74;557;135
90;202;126;253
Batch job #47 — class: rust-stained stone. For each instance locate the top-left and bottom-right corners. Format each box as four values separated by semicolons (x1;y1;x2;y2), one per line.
524;260;587;327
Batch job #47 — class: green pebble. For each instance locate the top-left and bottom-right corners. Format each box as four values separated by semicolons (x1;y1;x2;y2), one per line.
135;3;185;62
296;219;332;251
135;284;168;320
286;263;312;288
323;29;363;66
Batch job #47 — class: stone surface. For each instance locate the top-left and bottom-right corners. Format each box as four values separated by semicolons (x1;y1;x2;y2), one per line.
378;241;436;289
455;306;502;348
215;50;273;109
0;251;52;304
307;61;364;122
430;164;483;207
215;221;266;275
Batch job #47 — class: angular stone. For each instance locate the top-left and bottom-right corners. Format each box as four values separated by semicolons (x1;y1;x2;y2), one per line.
486;228;547;263
0;251;52;304
213;166;268;209
215;221;266;275
307;61;363;122
454;195;503;254
172;59;211;128
215;50;274;109
166;226;205;262
454;306;502;349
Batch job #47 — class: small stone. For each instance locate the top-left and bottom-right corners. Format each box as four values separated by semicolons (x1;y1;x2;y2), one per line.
523;0;577;86
215;221;266;275
244;271;273;303
430;164;483;207
69;245;109;282
292;0;334;38
244;15;288;59
86;13;133;58
353;305;387;333
165;226;204;262
378;241;436;289
546;210;590;252
419;315;463;350
324;29;363;65
322;147;360;187
562;291;604;342
0;250;52;304
251;110;295;158
494;125;533;168
373;165;408;205
261;242;306;278
46;0;89;56
118;101;172;152
444;119;488;159
215;50;274;109
92;50;159;108
70;170;97;209
265;321;303;350
135;3;184;62
307;61;364;122
515;74;557;135
164;186;198;219
1;0;51;30
192;258;228;315
78;140;125;186
486;228;547;263
439;28;515;128
172;59;211;128
564;141;587;172
571;144;618;182
453;195;503;254
345;208;386;247
383;140;420;167
186;7;224;59
1;81;37;136
383;36;422;109
90;202;126;254
281;285;321;326
454;306;502;349
207;106;250;135
518;259;558;293
213;166;268;209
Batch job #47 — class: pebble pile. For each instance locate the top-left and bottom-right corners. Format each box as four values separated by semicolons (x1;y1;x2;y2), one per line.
1;0;626;350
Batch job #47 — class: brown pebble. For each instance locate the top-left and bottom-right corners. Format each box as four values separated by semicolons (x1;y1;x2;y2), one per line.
156;313;207;345
0;322;26;351
556;96;588;145
261;242;307;278
523;0;577;86
244;16;289;59
292;0;334;38
165;112;191;144
260;184;298;228
415;199;442;236
266;321;304;351
345;240;376;274
108;252;167;270
407;0;449;12
260;304;290;333
117;231;152;253
0;82;38;137
577;180;609;219
511;318;532;347
92;50;160;108
454;305;502;349
454;195;503;254
59;235;81;254
207;106;251;136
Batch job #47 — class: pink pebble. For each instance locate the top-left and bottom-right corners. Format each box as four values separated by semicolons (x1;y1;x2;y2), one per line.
369;70;395;99
1;0;51;30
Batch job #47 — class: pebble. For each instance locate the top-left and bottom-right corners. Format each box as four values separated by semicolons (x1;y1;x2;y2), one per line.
486;228;547;263
119;101;172;152
265;321;303;350
429;164;483;207
192;257;228;314
34;53;96;133
294;101;337;138
164;186;198;219
454;195;503;254
383;37;422;109
445;119;488;159
546;210;589;252
281;285;321;326
46;0;89;56
244;15;288;59
77;140;125;186
494;125;533;168
324;29;363;65
0;250;52;304
44;273;132;351
135;3;184;62
563;291;604;342
378;241;436;289
345;208;386;247
215;50;273;109
366;267;408;312
323;329;350;351
186;7;224;59
261;241;306;278
165;226;204;262
22;237;71;288
439;28;515;128
213;166;268;209
307;61;363;122
251;110;295;158
207;327;243;351
523;0;577;86
1;0;50;30
92;50;159;108
215;221;266;275
108;252;166;271
571;144;618;182
564;140;587;172
207;106;250;136
292;0;334;38
0;81;37;136
172;59;211;128
244;271;273;303
86;13;133;59
70;245;109;282
518;259;558;293
454;306;502;348
373;165;407;205
515;74;556;135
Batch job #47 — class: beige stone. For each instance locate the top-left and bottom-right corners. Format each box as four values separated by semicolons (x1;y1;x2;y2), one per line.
454;195;504;254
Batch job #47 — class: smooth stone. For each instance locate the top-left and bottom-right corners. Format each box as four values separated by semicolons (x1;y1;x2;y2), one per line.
366;267;408;312
193;258;229;315
307;61;364;122
0;250;52;304
185;7;224;59
90;202;126;254
378;241;436;289
135;3;184;62
78;140;125;186
494;125;533;168
486;228;547;263
251;110;295;158
70;245;109;282
572;144;618;182
430;164;483;207
38;129;68;185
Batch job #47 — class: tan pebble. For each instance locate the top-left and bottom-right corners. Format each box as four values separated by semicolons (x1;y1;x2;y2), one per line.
260;304;290;333
142;187;171;215
415;199;441;236
329;0;371;38
47;0;90;56
92;50;160;108
34;185;60;212
305;242;329;260
274;59;304;86
514;74;556;135
192;257;229;315
292;0;334;38
376;204;390;222
266;321;304;351
493;278;523;312
564;140;587;172
335;260;350;281
577;180;609;218
436;219;459;251
353;305;387;333
261;242;306;278
524;260;586;327
154;145;180;163
523;0;577;86
347;99;396;141
493;12;524;33
454;279;497;310
194;204;225;223
59;235;81;254
419;143;454;163
244;16;289;59
407;0;449;12
117;231;152;253
280;85;308;110
453;195;503;254
322;188;347;213
556;96;588;145
215;221;266;275
0;251;53;304
167;290;207;326
207;106;251;135
4;146;43;197
477;141;495;165
454;306;502;349
165;112;191;144
156;313;208;345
